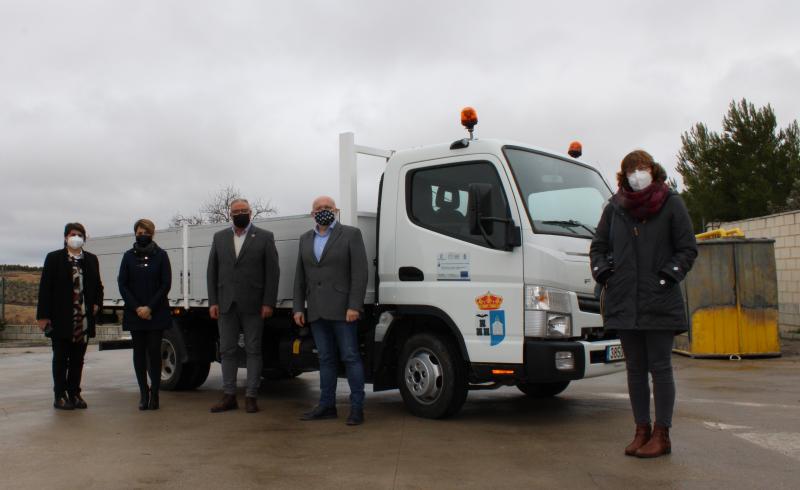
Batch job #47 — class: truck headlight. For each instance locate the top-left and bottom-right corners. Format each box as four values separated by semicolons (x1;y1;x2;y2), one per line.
547;314;571;338
524;285;573;338
524;285;571;312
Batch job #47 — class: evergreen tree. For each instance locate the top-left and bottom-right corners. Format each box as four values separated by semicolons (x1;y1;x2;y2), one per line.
677;99;800;230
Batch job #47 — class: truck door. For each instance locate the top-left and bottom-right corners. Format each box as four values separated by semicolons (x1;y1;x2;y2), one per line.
393;156;524;364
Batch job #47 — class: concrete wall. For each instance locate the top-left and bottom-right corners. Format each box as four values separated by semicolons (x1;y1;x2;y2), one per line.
718;209;800;336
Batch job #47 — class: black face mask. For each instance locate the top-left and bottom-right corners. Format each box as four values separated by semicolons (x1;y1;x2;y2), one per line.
135;235;153;247
232;213;251;229
314;209;336;226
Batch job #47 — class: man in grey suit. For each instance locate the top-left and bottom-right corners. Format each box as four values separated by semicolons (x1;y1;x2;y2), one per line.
207;198;280;413
293;195;368;425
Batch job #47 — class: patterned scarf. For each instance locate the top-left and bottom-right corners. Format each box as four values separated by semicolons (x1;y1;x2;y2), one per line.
613;182;670;220
70;256;88;343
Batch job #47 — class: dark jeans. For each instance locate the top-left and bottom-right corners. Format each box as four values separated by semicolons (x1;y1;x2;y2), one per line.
131;330;164;393
618;330;676;428
310;319;365;410
51;338;88;397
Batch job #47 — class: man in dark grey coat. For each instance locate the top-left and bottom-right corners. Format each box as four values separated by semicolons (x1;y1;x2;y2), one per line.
293;196;369;425
207;198;280;413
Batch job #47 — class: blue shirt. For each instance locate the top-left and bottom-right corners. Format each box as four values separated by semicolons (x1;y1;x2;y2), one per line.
313;221;336;261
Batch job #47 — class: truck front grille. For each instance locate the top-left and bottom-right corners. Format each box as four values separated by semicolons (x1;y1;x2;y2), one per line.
577;294;600;314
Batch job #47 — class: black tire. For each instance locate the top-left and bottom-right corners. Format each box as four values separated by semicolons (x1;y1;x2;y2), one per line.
398;333;468;419
516;381;570;397
160;325;208;391
184;361;211;389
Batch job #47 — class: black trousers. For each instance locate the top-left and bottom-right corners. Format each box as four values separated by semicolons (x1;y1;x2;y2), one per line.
51;338;88;397
131;330;163;393
618;330;676;428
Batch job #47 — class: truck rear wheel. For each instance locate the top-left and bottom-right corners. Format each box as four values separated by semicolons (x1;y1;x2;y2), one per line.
516;381;570;397
398;333;468;419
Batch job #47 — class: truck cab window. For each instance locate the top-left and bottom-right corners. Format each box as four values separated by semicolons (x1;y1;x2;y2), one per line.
504;147;611;239
408;161;509;248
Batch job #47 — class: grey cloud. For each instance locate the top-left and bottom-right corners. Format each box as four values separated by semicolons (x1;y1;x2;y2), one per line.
2;0;800;264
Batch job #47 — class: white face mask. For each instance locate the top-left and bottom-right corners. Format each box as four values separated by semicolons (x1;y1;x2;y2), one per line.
67;236;84;250
627;169;653;191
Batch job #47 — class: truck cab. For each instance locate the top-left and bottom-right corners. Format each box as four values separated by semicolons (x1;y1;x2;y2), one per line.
359;129;624;418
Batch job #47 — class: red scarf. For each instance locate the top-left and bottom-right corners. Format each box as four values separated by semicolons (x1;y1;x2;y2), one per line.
613;182;670;220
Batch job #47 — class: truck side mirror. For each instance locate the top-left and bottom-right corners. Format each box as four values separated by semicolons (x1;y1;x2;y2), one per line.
467;183;494;235
467;183;521;251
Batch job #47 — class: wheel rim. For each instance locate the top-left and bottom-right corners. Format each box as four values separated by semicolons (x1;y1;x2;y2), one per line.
161;338;177;382
404;348;443;405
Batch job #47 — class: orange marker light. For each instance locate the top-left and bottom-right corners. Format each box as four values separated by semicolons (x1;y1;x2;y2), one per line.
461;107;478;130
491;369;515;375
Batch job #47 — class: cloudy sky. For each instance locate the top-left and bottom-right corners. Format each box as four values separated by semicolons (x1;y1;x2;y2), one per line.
2;0;799;265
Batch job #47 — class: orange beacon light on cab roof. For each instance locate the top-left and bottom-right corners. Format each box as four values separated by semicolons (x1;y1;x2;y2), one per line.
450;106;479;149
568;140;582;158
461;106;478;130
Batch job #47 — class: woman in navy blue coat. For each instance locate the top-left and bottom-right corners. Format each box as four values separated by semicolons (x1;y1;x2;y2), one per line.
118;219;172;410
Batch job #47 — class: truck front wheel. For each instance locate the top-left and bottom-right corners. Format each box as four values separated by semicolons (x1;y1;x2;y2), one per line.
516;381;570;397
398;333;468;419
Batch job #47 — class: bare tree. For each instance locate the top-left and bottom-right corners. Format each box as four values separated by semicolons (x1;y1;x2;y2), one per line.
171;185;277;227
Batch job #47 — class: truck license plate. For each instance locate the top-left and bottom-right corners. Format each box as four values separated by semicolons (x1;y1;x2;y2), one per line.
605;344;625;362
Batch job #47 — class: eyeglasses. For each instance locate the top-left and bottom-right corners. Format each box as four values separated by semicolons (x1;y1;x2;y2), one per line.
230;210;250;216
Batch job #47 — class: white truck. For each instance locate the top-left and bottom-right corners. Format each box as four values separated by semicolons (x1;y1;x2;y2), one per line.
89;112;625;418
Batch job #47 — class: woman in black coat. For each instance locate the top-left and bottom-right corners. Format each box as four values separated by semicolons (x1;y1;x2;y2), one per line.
118;219;172;410
590;150;698;458
37;222;104;410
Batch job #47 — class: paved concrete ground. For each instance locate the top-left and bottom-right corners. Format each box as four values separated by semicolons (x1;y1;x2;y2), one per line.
1;343;799;489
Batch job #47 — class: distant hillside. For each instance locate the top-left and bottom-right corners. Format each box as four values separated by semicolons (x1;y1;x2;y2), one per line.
1;269;40;325
0;265;43;273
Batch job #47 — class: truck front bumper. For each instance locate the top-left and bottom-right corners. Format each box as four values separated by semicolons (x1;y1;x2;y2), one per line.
522;338;625;382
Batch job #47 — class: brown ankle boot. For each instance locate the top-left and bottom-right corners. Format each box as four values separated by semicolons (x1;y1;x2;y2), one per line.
210;394;238;413
625;423;652;456
245;396;259;413
635;424;671;458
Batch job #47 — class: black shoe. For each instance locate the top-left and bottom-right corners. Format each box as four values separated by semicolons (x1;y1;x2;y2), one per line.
346;407;364;426
70;394;88;409
148;390;159;410
139;389;150;411
54;394;74;410
300;405;337;421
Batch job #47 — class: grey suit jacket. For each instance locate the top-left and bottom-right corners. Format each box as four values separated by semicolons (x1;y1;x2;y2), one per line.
207;225;280;315
293;223;368;323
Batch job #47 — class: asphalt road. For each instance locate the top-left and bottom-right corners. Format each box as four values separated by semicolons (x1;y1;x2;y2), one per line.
1;342;799;489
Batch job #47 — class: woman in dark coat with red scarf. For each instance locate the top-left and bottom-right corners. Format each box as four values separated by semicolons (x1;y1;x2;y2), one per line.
590;150;698;458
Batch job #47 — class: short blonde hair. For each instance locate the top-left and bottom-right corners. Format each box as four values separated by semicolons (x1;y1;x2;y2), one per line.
133;218;156;235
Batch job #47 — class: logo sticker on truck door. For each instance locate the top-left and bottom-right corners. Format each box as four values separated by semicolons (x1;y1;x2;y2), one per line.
437;252;470;281
475;292;505;346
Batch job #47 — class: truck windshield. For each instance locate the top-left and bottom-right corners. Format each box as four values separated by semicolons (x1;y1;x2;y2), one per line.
504;147;612;239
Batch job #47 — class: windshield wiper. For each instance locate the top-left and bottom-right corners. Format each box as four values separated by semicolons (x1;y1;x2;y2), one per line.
540;220;596;237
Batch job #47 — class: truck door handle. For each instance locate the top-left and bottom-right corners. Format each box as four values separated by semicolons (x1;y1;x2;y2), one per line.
399;267;424;281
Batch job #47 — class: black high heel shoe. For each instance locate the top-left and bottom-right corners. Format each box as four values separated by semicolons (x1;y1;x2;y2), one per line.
148;389;159;410
139;388;150;411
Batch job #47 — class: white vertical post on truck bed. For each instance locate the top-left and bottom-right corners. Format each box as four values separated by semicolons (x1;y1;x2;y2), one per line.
182;222;190;310
338;132;394;226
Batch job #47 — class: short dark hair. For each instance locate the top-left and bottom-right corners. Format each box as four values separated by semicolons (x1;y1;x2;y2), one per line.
64;222;86;237
616;150;667;190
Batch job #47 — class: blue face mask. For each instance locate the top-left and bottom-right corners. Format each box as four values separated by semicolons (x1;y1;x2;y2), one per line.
314;209;335;226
